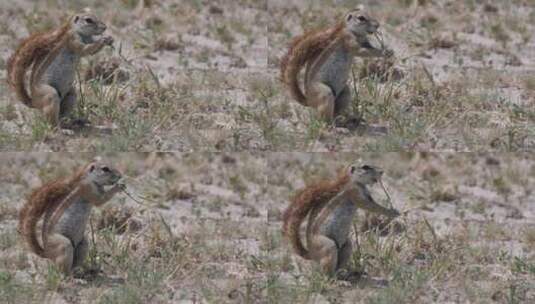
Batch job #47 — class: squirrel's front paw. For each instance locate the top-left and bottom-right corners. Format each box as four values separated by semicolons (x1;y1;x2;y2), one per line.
116;182;127;191
112;179;126;191
390;208;401;217
383;48;394;58
101;36;114;46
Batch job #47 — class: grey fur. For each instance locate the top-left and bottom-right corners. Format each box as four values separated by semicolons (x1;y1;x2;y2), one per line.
300;9;393;123
41;34;95;99
54;198;92;246
319;194;357;249
40;162;123;275
306;165;399;278
27;13;111;127
313;44;352;98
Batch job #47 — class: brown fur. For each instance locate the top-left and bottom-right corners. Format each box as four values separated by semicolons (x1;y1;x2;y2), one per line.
280;21;345;105
18;164;88;257
282;166;350;259
7;19;72;107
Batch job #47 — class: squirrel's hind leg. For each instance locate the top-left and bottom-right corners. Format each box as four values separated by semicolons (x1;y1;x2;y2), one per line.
73;236;88;270
336;240;353;272
334;85;352;120
31;84;61;127
46;233;74;275
307;82;335;123
309;234;338;277
60;87;77;120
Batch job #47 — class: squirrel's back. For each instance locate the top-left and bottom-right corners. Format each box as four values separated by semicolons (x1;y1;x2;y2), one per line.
282;169;349;259
7;23;70;107
280;22;344;106
18;167;84;257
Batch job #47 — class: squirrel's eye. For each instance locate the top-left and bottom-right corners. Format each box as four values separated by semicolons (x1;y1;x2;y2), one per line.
357;16;367;22
85;18;94;24
361;165;371;170
102;166;111;172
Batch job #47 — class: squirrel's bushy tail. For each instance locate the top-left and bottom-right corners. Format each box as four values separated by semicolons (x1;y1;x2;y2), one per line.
279;22;344;106
18;167;84;258
18;191;50;258
7;23;70;108
282;168;350;259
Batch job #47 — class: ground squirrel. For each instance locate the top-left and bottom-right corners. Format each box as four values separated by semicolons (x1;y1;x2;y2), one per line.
280;8;393;124
7;11;114;129
282;164;399;278
18;161;124;275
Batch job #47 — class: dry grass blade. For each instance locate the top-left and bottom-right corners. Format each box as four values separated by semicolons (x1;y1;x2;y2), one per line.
374;31;386;50
121;187;150;207
423;216;438;244
379;178;394;209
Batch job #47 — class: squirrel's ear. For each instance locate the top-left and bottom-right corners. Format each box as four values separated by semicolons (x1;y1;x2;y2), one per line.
346;13;353;22
89;164;96;172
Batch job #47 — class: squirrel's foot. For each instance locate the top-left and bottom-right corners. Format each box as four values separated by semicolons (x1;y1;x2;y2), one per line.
69;118;91;128
336;269;366;282
59;117;90;131
333;116;365;131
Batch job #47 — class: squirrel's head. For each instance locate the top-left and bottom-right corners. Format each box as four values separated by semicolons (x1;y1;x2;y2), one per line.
84;162;122;187
344;8;380;37
346;164;383;185
71;13;107;36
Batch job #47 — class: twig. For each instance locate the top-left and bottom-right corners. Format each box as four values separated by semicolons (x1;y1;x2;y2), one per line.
421;63;436;88
121;188;149;206
379;178;394;209
110;42;140;68
374;31;386;50
423;216;438;243
119;175;160;204
158;213;174;239
145;64;161;90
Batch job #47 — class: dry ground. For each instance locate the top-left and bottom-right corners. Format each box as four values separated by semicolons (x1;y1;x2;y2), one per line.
0;0;533;151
